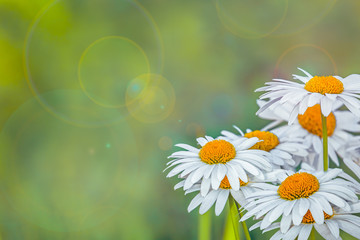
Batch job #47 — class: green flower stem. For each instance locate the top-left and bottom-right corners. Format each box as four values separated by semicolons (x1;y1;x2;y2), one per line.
238;208;251;240
321;113;328;171
223;210;235;240
228;196;251;240
310;228;316;240
199;211;211;240
228;196;241;240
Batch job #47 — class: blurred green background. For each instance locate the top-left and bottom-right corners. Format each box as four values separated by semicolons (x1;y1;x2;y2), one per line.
0;0;359;239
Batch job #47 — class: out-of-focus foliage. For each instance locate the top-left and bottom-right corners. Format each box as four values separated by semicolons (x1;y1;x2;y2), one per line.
0;0;359;239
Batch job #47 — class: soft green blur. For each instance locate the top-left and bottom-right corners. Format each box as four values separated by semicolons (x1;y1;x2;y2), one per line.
0;0;359;239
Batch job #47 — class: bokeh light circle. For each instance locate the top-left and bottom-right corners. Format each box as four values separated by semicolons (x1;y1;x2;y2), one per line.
0;95;139;232
78;36;150;108
126;74;176;123
274;44;337;78
24;0;163;127
215;0;288;39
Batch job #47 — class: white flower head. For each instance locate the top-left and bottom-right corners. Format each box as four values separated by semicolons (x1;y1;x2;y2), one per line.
258;100;360;169
221;126;308;169
241;167;359;232
165;135;272;195
256;68;360;124
252;203;360;240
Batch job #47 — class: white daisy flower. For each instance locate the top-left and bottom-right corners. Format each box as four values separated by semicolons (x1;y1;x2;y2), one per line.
251;203;360;240
256;68;360;124
165;136;272;195
221;126;308;169
240;168;359;231
341;136;360;180
260;102;360;169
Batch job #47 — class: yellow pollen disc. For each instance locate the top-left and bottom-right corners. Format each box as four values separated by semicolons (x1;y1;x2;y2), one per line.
304;76;344;95
301;210;333;224
244;130;280;152
277;172;320;200
199;140;236;164
298;104;336;137
219;176;248;189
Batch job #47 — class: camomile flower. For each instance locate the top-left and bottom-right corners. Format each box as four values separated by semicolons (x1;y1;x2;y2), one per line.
251;203;360;240
256;68;360;124
260;103;360;169
240;168;359;231
221;126;308;169
165;135;272;195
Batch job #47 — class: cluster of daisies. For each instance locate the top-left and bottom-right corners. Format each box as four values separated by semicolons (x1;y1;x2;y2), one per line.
165;68;360;240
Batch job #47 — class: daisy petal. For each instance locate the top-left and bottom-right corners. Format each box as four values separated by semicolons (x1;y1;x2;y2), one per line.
215;190;229;216
199;190;219;214
298;225;312;240
188;193;204;212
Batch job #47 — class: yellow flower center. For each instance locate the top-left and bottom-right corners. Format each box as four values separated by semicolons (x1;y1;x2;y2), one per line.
199;140;236;164
297;104;336;137
304;76;344;95
219;176;248;189
244;130;280;152
278;172;320;200
301;210;333;224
